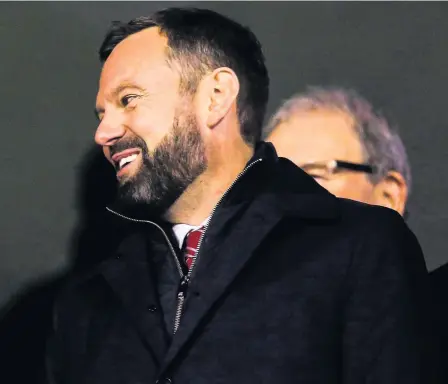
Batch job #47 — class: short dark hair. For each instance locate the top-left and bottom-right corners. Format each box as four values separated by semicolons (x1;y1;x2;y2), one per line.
99;7;269;146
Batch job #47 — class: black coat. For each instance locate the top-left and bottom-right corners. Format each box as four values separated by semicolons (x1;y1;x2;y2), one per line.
47;142;439;384
429;263;448;381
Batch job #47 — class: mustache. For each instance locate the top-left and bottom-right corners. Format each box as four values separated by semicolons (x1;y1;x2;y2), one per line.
109;136;148;158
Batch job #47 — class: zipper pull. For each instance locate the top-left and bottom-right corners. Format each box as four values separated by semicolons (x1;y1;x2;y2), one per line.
174;275;190;334
179;274;190;295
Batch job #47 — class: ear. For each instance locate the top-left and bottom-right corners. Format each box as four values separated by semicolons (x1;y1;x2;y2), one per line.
205;67;240;128
372;171;408;216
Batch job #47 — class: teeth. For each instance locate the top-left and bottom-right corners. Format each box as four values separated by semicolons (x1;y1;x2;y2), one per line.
119;154;138;169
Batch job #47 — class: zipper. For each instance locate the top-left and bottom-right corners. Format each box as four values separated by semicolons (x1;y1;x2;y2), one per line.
172;158;263;333
106;207;188;334
105;208;183;278
107;157;263;335
173;274;189;333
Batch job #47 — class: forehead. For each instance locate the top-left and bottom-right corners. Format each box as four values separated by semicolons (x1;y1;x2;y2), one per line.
97;27;177;100
269;108;365;164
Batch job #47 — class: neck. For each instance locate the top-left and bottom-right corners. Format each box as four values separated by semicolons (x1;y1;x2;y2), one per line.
164;140;254;226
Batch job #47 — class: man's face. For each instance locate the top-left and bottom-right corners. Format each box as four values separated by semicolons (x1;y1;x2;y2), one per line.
267;108;377;203
95;28;206;215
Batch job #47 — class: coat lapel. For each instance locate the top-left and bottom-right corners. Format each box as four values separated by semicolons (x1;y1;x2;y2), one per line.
99;233;170;366
159;192;340;373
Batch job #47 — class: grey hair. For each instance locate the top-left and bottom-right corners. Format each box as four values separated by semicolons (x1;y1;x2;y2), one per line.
264;86;412;193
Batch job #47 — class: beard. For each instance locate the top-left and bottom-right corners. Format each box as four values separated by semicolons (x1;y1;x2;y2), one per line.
110;113;207;218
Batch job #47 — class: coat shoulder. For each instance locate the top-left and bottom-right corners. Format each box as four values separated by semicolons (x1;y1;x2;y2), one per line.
336;198;410;240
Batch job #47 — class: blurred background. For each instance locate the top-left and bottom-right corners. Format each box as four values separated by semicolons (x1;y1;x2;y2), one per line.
0;1;447;380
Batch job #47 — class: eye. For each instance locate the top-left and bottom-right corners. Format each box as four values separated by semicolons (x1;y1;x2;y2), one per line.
309;174;330;182
120;94;139;107
302;167;327;180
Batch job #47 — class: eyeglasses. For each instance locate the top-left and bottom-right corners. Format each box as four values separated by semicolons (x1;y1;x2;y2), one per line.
299;160;377;180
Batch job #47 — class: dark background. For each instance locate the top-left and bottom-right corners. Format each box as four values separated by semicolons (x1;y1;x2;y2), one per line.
0;1;447;380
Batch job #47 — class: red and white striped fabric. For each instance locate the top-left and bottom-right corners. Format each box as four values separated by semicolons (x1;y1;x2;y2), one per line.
183;227;205;270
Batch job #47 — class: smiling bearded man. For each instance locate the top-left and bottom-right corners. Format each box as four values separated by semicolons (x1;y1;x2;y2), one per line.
46;7;439;384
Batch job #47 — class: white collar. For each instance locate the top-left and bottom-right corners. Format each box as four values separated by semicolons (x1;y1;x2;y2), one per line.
172;217;210;249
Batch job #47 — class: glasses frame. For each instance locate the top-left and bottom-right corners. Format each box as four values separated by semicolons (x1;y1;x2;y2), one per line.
300;159;377;177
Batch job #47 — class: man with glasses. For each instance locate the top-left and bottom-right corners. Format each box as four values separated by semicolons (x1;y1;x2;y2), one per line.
266;86;444;380
265;86;410;216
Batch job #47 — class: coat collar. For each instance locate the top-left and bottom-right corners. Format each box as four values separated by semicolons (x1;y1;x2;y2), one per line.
217;141;340;221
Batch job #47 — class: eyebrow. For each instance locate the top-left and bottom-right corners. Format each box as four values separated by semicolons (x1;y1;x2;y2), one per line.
94;82;145;120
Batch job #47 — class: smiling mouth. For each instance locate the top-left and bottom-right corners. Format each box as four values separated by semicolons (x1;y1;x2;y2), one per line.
111;149;141;173
118;153;138;170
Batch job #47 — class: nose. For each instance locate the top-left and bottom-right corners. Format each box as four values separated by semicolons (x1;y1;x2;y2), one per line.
94;112;126;147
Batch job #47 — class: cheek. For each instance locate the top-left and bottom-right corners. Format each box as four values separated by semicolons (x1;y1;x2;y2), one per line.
317;179;348;197
103;147;113;164
320;176;372;201
128;109;174;149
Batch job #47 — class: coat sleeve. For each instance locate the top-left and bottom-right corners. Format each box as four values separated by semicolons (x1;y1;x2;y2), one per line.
341;207;442;384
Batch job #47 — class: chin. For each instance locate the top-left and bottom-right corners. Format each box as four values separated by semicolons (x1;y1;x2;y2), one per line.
117;164;141;185
117;174;134;186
